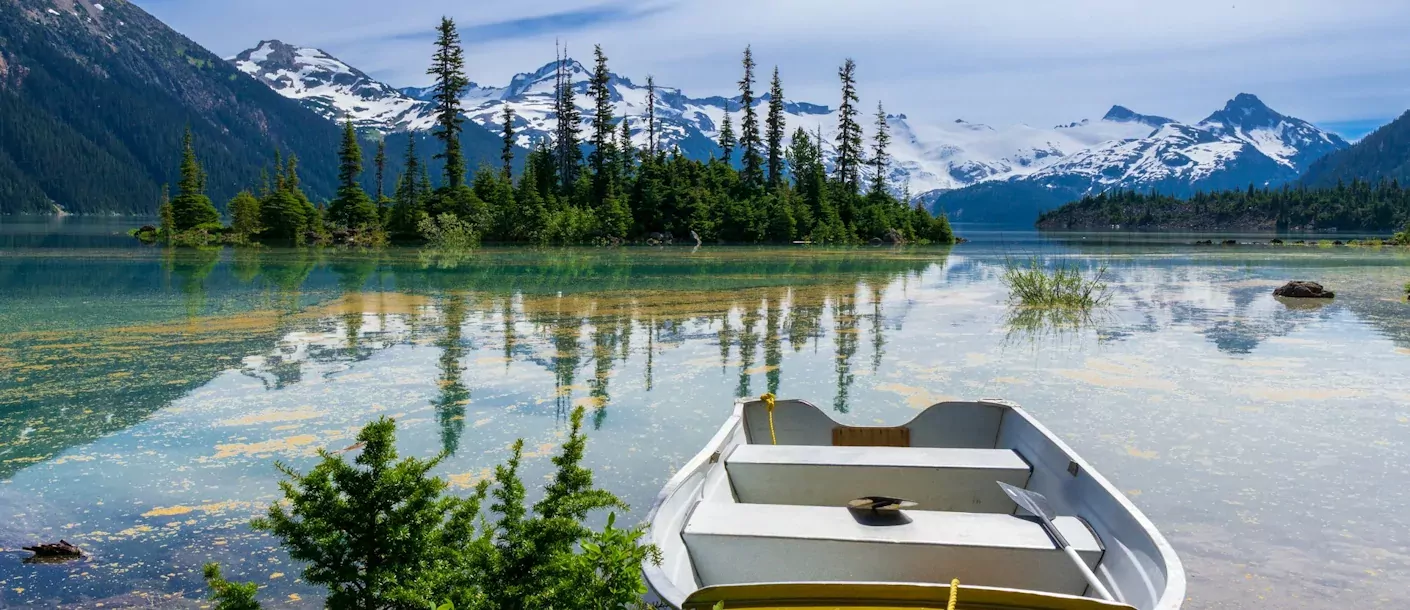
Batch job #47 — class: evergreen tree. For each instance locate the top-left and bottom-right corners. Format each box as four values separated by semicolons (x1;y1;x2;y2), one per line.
834;58;863;194
201;564;261;610
501;105;516;179
766;67;786;187
388;138;426;239
374;139;387;201
555;45;583;192
588;45;617;201
429;17;470;189
618;118;635;178
737;46;764;189
645;75;658;155
870;101;891;196
718;101;735;164
170;127;220;230
157;184;174;242
228;191;261;237
327;118;378;229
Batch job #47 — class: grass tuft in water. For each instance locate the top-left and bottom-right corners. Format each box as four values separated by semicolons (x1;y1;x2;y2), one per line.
1002;257;1111;309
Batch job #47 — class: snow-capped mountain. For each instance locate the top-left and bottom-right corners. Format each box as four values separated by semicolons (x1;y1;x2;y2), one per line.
228;42;1348;220
230;40;435;132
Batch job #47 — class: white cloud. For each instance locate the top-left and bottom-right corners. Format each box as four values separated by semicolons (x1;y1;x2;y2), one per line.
137;0;1410;129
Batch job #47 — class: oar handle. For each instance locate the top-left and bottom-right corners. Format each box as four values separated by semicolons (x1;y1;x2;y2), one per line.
1062;544;1115;602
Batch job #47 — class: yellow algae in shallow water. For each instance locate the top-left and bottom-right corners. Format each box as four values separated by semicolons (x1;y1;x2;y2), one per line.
212;435;318;459
217;406;323;427
446;468;494;489
1126;446;1159;459
1238;386;1363;401
311;292;432;316
141;505;194;518
874;383;958;409
522;443;558;458
1397;348;1410;356
1056;358;1177;391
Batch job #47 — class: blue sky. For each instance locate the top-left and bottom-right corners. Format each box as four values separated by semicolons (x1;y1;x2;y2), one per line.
137;0;1410;138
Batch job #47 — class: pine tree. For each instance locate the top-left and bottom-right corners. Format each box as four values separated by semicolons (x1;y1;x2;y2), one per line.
766;67;786;187
554;45;583;193
328;118;378;229
501;105;516;179
737;46;764;189
429;17;470;189
374;139;387;201
645;75;658;155
588;44;617;201
834;58;863;194
157;184;174;242
618;118;635;177
228;191;261;237
170;127;220;231
389;139;425;239
201;564;261;610
718;101;735;164
870;101;891;196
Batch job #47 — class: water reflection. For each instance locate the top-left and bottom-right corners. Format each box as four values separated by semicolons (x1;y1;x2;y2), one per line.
1;244;1409;609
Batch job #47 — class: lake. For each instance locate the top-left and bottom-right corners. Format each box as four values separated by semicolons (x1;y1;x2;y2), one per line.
1;218;1408;608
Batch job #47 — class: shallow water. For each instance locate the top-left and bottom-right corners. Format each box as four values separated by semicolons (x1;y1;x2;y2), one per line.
1;224;1408;608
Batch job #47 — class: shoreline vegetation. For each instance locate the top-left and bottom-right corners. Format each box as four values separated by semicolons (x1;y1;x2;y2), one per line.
1034;184;1410;245
135;18;955;250
202;406;658;609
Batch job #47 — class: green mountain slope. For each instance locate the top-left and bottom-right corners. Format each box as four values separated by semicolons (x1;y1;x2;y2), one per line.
0;0;507;215
1301;111;1410;188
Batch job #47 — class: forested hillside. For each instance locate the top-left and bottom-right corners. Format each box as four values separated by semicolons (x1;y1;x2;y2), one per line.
0;0;505;215
1301;111;1410;189
1035;181;1410;232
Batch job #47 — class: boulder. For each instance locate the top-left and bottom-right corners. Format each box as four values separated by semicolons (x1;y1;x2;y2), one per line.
883;228;906;245
1194;240;1213;245
1221;239;1238;245
1272;281;1334;299
1271;238;1284;245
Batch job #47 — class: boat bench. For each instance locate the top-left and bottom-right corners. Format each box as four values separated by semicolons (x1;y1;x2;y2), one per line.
725;445;1031;512
682;502;1103;596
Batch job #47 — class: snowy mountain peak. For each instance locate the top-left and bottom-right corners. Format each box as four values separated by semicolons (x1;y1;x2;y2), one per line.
1202;93;1283;130
1197;94;1349;169
1102;105;1175;128
231;40;434;133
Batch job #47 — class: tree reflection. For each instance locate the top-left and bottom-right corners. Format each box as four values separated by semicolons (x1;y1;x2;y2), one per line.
833;292;859;414
434;294;469;455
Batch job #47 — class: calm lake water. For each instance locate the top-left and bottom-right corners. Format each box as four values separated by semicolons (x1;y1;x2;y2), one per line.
1;218;1408;608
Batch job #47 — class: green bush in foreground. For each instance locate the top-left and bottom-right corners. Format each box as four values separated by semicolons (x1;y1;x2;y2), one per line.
1002;257;1111;309
209;406;655;609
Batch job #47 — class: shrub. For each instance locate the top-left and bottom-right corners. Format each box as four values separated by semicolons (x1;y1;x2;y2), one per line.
1002;257;1111;309
418;212;480;250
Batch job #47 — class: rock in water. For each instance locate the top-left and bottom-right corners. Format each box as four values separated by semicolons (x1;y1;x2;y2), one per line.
1273;281;1334;299
23;540;83;559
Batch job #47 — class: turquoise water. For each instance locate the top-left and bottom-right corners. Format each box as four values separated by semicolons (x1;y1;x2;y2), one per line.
1;220;1408;608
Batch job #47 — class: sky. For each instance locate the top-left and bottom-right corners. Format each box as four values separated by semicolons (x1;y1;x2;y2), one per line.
135;0;1410;139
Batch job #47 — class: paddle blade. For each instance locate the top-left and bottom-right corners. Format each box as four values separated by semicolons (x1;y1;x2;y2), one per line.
997;481;1056;522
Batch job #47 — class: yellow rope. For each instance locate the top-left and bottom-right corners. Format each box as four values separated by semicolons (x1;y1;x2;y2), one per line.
761;393;777;445
947;578;959;610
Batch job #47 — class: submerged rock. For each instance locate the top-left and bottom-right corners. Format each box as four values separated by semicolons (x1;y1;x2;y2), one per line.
1273;281;1335;299
23;540;83;560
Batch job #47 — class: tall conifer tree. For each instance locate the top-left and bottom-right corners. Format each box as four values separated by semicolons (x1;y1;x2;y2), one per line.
554;44;582;192
645;75;658;155
501;106;517;179
170;127;219;230
328;117;377;228
870;101;891;196
588;45;616;189
766;67;786;187
718;101;735;164
737;46;764;189
429;17;469;189
834;58;862;193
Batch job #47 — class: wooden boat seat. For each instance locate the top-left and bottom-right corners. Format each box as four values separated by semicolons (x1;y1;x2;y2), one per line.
725;445;1031;512
682;502;1104;596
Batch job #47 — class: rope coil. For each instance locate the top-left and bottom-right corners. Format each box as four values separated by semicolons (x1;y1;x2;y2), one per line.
947;578;960;610
760;393;777;445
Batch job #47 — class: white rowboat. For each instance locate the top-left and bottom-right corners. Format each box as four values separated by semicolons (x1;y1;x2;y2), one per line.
642;398;1185;610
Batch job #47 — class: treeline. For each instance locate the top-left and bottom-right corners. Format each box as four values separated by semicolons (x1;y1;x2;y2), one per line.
1035;179;1410;234
149;18;954;246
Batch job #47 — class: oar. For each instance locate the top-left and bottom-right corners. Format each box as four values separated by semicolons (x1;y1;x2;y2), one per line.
998;482;1115;602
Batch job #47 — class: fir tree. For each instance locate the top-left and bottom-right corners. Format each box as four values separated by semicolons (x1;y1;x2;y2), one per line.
870;101;891;196
170;127;220;230
429;17;470;189
157;184;174;242
327;118;377;229
501;105;516;179
202;564;261;610
554;45;583;192
589;45;615;177
718;100;735;164
618;118;635;177
374;139;387;201
766;66;786;187
645;75;658;155
228;191;261;238
388;138;425;239
834;58;863;194
737;46;764;189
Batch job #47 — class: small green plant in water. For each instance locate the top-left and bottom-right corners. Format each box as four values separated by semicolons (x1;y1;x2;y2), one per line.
1001;257;1111;309
418;212;480;250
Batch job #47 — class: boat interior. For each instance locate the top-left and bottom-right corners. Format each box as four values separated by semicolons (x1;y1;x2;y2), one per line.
645;398;1183;610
